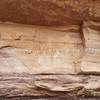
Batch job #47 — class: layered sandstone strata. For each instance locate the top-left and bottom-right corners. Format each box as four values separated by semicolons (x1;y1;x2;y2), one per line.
0;0;99;99
80;20;100;74
0;0;99;74
0;23;82;74
0;20;100;74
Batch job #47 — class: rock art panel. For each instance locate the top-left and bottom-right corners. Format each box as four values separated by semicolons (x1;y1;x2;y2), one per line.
0;23;83;74
0;0;99;74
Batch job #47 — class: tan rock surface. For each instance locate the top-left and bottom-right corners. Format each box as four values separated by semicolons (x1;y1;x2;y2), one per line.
0;23;82;74
0;0;99;99
80;19;100;74
0;20;100;74
0;0;99;74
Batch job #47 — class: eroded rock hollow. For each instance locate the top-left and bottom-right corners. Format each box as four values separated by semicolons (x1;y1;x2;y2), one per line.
0;0;100;99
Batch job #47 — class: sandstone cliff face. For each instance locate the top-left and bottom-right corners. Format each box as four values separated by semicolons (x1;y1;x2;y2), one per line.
0;23;83;74
0;0;100;99
0;0;99;74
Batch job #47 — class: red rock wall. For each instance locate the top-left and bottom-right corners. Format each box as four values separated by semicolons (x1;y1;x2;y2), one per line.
0;0;99;26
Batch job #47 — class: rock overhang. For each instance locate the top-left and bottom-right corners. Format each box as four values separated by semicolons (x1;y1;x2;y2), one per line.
0;0;99;26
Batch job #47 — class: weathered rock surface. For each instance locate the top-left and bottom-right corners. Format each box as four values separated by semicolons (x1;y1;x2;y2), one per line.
0;74;99;100
0;19;100;74
0;0;99;99
0;0;99;26
0;23;83;74
0;1;99;74
80;19;100;74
